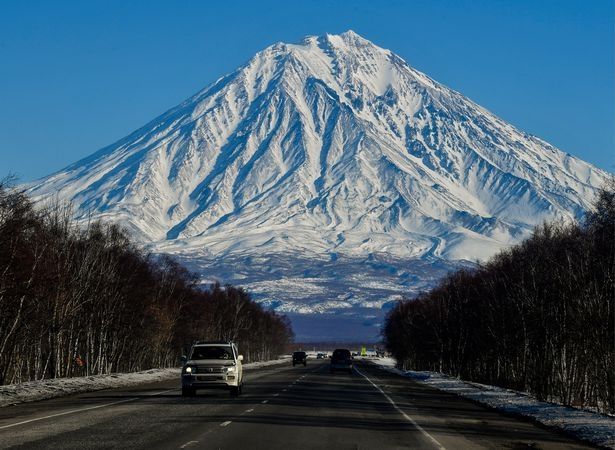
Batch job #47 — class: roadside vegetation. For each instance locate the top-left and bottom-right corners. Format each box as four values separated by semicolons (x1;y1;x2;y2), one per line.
383;180;615;414
0;180;293;385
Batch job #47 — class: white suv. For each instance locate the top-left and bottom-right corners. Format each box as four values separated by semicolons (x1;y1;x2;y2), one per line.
181;341;244;397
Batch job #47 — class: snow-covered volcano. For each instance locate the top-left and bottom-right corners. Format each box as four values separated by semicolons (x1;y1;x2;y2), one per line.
28;31;610;340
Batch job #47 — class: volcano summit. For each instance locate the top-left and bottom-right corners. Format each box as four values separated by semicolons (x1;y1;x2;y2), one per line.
28;31;610;340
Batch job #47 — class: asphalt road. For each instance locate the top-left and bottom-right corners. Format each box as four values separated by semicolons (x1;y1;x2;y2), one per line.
0;360;595;449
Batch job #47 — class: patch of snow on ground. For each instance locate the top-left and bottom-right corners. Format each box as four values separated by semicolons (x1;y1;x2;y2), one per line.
368;357;615;449
0;357;291;408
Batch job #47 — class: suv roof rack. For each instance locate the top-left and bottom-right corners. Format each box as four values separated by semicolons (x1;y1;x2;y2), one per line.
193;340;234;345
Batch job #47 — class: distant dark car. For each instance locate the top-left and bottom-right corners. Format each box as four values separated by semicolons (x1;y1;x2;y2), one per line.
330;349;353;374
292;351;307;366
316;352;326;359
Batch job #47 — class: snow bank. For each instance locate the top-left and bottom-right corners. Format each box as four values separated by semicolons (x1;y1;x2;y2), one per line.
368;357;615;449
0;368;180;408
243;356;292;370
0;356;291;408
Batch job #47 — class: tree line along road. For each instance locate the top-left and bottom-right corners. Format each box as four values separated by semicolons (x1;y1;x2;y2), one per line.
0;360;595;449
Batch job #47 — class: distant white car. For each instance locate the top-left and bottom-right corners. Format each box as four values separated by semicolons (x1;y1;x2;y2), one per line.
181;341;244;397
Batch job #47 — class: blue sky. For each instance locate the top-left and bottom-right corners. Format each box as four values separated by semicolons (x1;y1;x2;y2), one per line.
1;0;613;181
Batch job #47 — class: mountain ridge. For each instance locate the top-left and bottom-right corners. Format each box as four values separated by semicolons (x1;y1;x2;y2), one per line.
28;30;607;262
27;30;610;339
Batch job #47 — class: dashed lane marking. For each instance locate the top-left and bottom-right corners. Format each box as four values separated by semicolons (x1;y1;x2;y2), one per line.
355;366;446;450
261;400;268;404
180;441;199;448
220;421;232;427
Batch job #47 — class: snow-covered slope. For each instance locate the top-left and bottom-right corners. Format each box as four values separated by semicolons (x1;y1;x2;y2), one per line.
28;31;608;262
27;31;610;340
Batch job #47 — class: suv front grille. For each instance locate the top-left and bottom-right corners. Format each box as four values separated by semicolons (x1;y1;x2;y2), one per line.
194;366;226;374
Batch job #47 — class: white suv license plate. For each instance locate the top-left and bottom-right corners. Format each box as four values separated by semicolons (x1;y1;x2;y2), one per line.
197;375;224;381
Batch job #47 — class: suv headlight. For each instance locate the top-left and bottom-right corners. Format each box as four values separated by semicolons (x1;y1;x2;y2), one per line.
184;366;193;374
226;366;235;373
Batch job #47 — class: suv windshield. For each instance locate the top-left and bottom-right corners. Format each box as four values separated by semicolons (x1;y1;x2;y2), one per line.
191;346;233;360
293;352;306;358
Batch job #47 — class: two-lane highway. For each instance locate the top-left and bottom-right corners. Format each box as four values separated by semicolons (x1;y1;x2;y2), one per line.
0;361;594;449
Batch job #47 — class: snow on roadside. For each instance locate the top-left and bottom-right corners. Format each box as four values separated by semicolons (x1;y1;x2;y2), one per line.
0;368;180;408
367;357;615;449
243;356;292;370
0;356;291;408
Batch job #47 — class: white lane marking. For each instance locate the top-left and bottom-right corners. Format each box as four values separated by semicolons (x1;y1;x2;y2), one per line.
244;408;254;413
150;388;177;396
220;421;232;427
0;397;138;430
355;366;446;450
0;388;178;431
273;393;279;397
180;440;199;448
261;400;268;404
282;388;287;392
